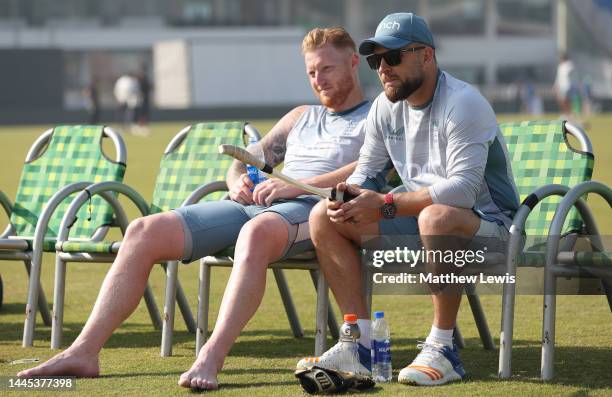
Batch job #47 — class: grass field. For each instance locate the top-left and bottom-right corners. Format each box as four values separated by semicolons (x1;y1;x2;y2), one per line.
0;115;610;396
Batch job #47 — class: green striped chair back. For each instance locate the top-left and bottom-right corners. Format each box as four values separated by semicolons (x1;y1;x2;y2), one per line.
10;125;126;242
500;121;594;237
150;122;245;214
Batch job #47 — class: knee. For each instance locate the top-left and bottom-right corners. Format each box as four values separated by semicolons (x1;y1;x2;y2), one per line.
125;217;148;242
309;200;328;225
124;214;165;246
418;204;455;235
124;213;184;262
236;215;287;259
240;216;276;241
309;201;333;244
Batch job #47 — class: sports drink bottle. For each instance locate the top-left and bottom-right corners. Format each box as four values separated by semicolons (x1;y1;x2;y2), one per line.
341;314;361;375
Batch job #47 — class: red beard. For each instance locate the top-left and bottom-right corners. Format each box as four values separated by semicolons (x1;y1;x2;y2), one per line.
316;75;354;109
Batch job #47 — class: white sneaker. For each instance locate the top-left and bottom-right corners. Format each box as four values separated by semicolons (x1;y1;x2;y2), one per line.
296;341;372;378
398;342;465;386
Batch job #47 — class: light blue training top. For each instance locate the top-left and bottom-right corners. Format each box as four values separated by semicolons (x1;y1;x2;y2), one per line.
282;100;371;180
347;71;519;228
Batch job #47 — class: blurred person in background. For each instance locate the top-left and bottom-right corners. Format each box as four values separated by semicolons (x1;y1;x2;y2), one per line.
84;77;100;124
581;74;595;118
113;73;144;135
519;74;543;116
135;65;153;135
554;53;580;121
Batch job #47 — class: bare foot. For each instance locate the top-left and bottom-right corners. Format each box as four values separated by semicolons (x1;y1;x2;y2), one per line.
178;350;222;390
16;349;99;378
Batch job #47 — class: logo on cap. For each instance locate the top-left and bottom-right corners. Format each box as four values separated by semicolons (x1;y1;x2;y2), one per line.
377;21;400;33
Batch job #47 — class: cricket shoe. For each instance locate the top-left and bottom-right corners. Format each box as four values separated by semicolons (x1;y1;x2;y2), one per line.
296;341;372;378
398;342;465;386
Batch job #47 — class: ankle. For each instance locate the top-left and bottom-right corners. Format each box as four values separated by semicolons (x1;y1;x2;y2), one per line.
425;325;454;347
65;343;100;359
195;346;225;370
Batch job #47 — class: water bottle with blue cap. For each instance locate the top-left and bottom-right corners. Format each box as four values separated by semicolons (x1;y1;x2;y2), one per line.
371;311;392;382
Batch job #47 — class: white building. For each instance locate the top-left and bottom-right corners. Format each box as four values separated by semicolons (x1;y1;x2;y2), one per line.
0;0;609;119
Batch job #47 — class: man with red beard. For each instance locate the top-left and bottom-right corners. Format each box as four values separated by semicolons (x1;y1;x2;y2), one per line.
17;27;371;390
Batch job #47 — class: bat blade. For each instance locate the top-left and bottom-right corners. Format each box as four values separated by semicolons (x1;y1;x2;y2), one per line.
218;144;269;172
218;144;356;202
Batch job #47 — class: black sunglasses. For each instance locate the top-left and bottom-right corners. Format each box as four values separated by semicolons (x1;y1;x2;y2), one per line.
366;46;427;70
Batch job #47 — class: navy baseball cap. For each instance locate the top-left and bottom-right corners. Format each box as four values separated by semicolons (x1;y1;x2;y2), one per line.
359;13;435;56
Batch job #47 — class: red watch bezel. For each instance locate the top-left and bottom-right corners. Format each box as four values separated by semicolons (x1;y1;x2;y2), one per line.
384;193;394;205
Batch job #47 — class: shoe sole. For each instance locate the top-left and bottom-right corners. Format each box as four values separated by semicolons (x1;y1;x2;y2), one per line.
398;373;462;386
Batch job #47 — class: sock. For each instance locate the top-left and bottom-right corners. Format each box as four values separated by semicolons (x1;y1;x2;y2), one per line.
357;319;371;349
425;325;454;347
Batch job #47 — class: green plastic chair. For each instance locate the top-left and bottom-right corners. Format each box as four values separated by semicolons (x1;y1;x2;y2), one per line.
497;120;612;380
53;122;294;356
501;120;594;236
0;126;161;348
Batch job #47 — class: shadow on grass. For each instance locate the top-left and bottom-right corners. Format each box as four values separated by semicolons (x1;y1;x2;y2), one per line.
103;370;381;394
101;370;184;378
215;381;380;393
0;321;195;349
102;368;295;379
197;381;297;392
0;322;324;352
2;319;610;391
228;336;611;389
220;381;298;388
0;303;26;315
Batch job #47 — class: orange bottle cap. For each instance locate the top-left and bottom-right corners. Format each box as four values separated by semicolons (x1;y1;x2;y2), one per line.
344;314;357;323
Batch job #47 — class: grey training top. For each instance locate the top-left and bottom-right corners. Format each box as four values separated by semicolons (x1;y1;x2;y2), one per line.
282;100;371;180
347;71;519;228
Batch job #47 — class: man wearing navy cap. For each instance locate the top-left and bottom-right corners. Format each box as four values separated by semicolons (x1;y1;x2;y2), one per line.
299;13;519;386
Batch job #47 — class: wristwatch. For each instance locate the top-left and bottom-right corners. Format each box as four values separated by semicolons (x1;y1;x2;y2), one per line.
380;193;397;219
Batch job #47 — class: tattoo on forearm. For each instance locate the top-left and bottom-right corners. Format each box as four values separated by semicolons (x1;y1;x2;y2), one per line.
259;106;306;167
264;132;287;167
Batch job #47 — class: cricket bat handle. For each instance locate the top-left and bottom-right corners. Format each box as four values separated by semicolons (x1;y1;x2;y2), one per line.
330;187;357;202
